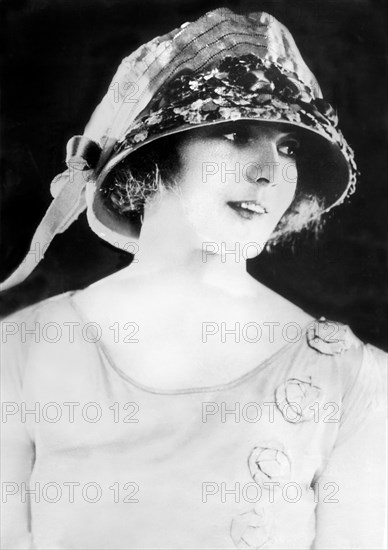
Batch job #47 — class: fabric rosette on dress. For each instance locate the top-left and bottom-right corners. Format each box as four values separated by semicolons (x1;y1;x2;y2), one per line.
230;441;316;549
274;377;322;423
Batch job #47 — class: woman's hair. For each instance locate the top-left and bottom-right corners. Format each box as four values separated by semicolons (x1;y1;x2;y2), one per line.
100;130;325;246
101;134;181;223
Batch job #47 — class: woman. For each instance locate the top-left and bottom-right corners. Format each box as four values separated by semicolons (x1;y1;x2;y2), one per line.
1;8;386;550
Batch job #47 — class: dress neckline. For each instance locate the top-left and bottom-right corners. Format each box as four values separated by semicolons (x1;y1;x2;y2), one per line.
67;289;315;396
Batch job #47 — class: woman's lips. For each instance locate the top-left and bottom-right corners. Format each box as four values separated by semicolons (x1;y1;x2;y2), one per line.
227;201;268;220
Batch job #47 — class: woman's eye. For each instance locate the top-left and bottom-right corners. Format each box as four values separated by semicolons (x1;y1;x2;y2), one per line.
278;139;300;157
223;132;237;142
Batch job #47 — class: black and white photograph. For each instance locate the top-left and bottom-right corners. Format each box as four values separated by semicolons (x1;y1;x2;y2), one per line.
1;1;387;548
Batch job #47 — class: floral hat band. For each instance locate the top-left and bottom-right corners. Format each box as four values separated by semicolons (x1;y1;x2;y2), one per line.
119;54;339;149
104;54;356;214
119;54;338;146
0;8;357;291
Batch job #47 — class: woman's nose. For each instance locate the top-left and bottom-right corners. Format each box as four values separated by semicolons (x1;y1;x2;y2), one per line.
244;142;279;186
255;176;272;186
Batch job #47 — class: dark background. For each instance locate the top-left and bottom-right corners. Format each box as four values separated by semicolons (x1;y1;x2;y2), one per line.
1;0;387;350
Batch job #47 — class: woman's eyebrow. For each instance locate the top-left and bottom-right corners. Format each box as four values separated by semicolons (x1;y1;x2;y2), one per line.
271;123;300;136
276;130;300;139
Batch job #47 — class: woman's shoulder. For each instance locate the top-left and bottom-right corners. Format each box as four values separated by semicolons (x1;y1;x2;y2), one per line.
256;282;385;378
0;290;89;366
1;290;80;326
261;291;387;415
1;291;83;391
304;318;386;436
303;315;386;386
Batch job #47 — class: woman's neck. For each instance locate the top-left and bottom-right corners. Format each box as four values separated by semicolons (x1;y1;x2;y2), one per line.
119;193;258;297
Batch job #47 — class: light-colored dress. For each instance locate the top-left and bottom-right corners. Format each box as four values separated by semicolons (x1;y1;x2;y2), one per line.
1;290;386;549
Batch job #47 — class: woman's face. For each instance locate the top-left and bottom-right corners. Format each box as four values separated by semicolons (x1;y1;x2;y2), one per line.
157;121;300;259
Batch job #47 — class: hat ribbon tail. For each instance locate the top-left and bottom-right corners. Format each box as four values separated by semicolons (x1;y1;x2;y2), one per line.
0;171;88;292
